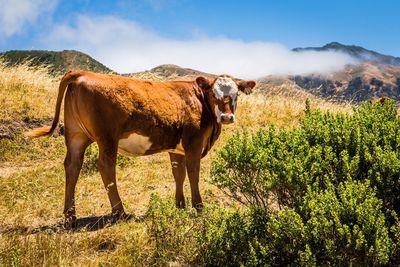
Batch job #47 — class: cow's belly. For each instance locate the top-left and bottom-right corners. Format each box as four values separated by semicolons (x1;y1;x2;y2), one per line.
117;133;185;156
118;133;153;156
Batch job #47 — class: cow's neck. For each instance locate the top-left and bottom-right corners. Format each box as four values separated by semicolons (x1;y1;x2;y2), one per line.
200;91;222;158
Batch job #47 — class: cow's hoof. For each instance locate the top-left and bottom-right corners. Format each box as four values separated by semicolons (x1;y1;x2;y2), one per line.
193;203;204;213
112;210;131;221
176;199;186;209
64;215;77;230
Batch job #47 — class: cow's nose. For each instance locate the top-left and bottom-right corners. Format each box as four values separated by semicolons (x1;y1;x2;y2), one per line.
221;114;235;124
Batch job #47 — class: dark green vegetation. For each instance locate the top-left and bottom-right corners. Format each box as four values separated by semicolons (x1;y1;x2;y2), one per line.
0;50;112;74
206;99;400;265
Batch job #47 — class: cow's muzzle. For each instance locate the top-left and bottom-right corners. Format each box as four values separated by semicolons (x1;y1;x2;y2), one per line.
220;113;235;124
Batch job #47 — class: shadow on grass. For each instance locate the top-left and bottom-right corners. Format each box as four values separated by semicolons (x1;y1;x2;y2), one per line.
0;213;144;235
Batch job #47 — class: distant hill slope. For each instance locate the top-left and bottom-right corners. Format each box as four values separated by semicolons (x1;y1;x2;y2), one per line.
0;50;113;74
284;62;400;102
293;42;400;66
128;64;213;81
284;42;400;102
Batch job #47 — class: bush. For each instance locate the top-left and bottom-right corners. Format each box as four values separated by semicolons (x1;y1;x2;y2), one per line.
212;99;400;212
198;181;390;266
198;209;252;266
145;193;201;265
198;207;311;266
208;99;400;265
301;180;391;265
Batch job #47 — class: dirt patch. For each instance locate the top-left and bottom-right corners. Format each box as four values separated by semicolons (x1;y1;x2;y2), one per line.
0;118;63;139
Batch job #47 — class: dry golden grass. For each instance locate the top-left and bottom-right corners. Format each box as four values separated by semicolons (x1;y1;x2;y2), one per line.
0;63;351;266
0;59;59;123
234;81;351;131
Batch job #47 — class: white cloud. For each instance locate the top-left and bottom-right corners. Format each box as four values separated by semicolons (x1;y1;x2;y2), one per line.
0;0;57;38
44;15;356;79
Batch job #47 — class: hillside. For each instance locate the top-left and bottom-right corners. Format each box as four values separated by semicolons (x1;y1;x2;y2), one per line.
260;61;400;103
290;62;400;102
268;42;400;102
0;50;113;74
293;41;400;66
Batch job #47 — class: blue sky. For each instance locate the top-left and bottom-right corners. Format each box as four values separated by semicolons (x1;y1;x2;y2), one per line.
0;0;398;77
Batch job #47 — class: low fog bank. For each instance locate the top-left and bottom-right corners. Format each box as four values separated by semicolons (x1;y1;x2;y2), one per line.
45;15;357;79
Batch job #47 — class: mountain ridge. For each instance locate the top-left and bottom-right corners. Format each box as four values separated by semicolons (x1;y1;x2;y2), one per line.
293;42;400;66
2;43;400;103
0;50;113;74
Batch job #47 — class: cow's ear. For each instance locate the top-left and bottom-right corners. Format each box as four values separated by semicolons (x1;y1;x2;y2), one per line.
238;80;256;95
196;76;211;91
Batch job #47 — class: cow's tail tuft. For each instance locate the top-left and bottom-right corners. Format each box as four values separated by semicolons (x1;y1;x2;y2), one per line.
24;126;53;137
24;70;82;138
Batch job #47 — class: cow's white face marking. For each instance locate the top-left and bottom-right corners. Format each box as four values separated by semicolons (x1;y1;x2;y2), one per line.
212;77;238;100
118;133;152;156
231;98;236;112
214;105;222;123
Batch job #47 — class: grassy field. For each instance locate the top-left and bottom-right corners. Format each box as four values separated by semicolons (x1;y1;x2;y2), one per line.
0;61;351;266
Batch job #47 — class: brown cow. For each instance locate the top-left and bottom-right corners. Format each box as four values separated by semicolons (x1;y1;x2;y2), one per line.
26;70;256;227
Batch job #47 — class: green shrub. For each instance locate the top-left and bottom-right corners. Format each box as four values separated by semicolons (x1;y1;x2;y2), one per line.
198;209;252;266
301;180;391;265
198;181;392;266
211;127;310;209
391;215;400;263
212;99;400;212
145;193;201;265
208;99;400;265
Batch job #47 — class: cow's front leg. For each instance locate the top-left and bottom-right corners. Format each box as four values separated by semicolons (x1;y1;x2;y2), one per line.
169;153;186;208
98;142;125;218
185;149;203;211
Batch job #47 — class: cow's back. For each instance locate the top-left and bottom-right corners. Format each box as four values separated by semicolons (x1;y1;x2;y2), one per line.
65;72;203;155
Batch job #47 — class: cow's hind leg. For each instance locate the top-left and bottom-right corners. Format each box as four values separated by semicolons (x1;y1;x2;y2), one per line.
97;142;126;218
64;133;92;228
169;153;186;208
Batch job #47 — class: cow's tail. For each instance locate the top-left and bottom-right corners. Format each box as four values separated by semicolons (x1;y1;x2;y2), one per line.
25;71;82;137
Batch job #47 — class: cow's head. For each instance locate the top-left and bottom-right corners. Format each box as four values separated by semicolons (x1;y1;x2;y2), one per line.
196;75;256;124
